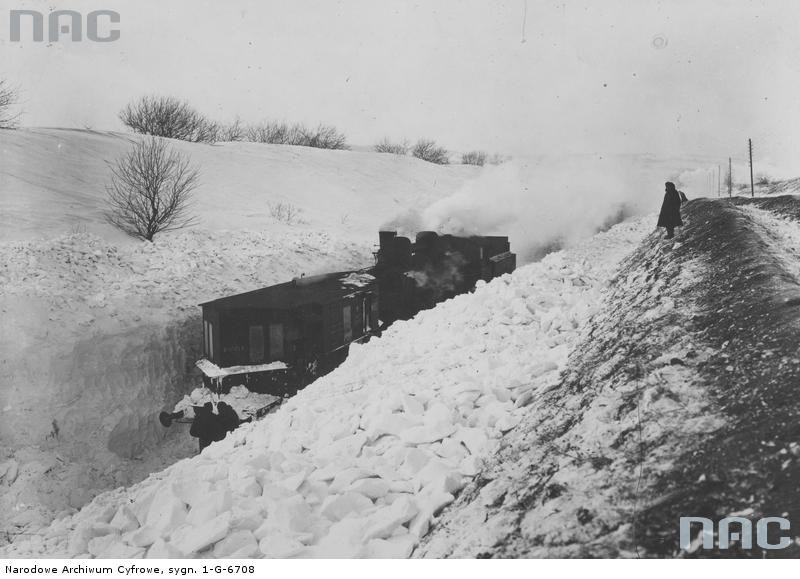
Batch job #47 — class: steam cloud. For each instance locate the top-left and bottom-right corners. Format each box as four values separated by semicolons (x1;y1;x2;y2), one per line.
385;156;670;263
406;251;467;297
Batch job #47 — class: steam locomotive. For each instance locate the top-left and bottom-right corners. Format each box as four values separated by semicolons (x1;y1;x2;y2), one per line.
160;230;515;428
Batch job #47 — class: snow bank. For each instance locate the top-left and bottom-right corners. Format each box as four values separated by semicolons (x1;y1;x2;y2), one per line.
0;228;371;536
2;216;651;558
739;204;800;280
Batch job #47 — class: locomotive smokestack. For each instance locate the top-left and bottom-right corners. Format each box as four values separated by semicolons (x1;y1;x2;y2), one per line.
378;230;397;266
379;230;397;248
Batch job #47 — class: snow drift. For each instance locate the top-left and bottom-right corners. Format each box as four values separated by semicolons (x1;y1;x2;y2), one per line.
0;127;481;539
2;215;651;558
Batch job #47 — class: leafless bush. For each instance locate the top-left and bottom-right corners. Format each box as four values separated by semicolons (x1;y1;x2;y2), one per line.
293;124;348;149
756;173;771;186
193;119;220;143
412;139;449;164
119;96;217;143
374;138;409;155
219;117;245;142
104;137;199;241
246;121;348;149
461;150;488;166
487;153;508;165
0;80;20;129
268;201;304;225
247;121;294;144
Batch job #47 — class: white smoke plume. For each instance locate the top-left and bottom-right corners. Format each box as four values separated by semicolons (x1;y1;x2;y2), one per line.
386;156;666;263
382;154;747;264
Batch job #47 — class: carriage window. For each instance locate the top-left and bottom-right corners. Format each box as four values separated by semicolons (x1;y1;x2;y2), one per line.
269;323;284;360
249;325;264;363
343;305;352;342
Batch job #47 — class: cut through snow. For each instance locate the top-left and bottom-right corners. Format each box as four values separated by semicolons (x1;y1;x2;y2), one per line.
3;216;651;558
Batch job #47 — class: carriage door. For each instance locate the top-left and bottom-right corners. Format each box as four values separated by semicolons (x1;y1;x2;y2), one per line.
249;325;264;363
269;323;285;361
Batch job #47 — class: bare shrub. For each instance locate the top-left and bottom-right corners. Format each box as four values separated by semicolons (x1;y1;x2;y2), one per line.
119;96;217;143
0;80;20;129
292;124;348;149
247;121;294;144
374;138;409;155
488;153;508;165
756;173;771;186
268;201;304;225
461;150;488;166
412;139;449;164
193;119;219;143
104;137;199;241
219;117;245;142
246;121;347;149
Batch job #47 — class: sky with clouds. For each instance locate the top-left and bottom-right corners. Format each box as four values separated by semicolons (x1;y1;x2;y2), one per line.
3;0;800;173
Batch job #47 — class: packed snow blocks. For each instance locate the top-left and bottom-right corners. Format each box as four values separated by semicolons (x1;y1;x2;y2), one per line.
3;214;643;559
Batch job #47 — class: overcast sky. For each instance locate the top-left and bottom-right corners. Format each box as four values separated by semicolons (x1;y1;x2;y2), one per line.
3;0;800;171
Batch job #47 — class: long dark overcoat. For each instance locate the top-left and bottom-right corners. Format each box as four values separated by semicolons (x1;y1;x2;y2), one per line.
657;189;683;228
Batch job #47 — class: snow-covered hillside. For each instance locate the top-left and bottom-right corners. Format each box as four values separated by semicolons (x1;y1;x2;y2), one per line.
0;128;477;244
0;128;479;541
2;215;651;558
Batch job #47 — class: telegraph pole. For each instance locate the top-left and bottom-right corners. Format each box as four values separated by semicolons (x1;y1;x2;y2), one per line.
748;139;755;198
728;157;733;197
718;165;721;197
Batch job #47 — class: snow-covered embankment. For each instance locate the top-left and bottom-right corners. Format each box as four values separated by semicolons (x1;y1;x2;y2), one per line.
3;217;651;558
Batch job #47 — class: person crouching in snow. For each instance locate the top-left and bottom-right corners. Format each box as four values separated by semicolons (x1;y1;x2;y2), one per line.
189;402;216;451
217;401;248;435
657;181;686;239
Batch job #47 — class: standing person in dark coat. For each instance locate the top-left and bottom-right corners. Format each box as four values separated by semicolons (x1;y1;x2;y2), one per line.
657;181;686;239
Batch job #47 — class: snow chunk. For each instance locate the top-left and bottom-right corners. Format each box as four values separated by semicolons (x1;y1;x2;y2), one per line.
171;511;232;555
321;492;374;522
